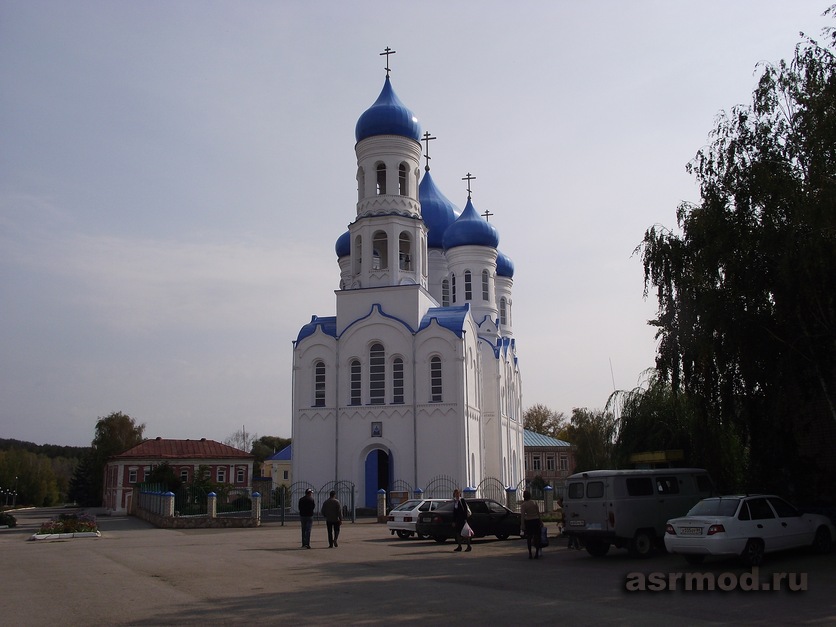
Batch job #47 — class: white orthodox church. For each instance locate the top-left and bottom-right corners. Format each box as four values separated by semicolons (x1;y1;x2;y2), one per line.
291;60;524;508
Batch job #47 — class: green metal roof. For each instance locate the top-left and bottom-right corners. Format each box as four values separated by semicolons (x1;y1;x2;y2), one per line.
524;429;572;448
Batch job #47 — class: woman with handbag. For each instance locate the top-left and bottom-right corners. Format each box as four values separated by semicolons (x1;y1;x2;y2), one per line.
520;489;542;559
452;489;472;552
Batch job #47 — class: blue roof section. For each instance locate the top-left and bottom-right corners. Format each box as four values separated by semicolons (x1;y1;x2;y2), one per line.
335;230;350;258
496;250;515;278
295;315;338;344
355;76;421;143
524;429;572;448
418;171;460;249
266;444;292;461
418;305;470;338
442;197;499;250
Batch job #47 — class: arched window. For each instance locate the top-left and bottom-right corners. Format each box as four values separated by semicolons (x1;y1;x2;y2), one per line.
441;279;450;307
354;235;362;275
350;359;361;405
393;358;404;404
357;166;365;202
398;232;412;270
372;231;388;270
500;297;507;326
369;343;385;405
451;273;457;303
376;163;386;194
314;360;326;407
464;270;472;301
398;163;408;195
482;270;489;301
430;356;442;402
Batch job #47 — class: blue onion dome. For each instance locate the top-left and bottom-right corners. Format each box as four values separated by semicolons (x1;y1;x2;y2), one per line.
419;171;459;248
335;230;351;258
496;250;515;278
355;76;421;143
443;197;499;250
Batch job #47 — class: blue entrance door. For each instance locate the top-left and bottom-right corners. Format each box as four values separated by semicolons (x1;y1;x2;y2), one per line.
364;449;391;508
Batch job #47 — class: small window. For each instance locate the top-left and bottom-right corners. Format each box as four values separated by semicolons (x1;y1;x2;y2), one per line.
767;497;799;518
180;469;189;482
398;163;407;195
451;274;456;303
430;356;442;402
499;297;507;325
738;501;751;521
376;163;386;194
546;455;555;471
314;360;326;407
626;477;654;496
748;498;775;520
482;270;489;300
441;279;450;307
464;270;472;301
559;455;568;471
398;232;411;270
393;358;404;404
567;482;584;499
350;359;361;405
532;455;542;471
283;470;289;480
128;468;137;483
586;481;604;498
236;467;245;484
372;231;388;270
370;343;386;405
656;476;680;494
143;467;150;482
217;467;226;483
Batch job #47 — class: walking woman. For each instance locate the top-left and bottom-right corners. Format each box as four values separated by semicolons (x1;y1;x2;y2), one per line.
452;489;472;552
520;489;542;559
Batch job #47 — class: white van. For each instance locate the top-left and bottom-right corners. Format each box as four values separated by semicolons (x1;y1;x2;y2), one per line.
563;468;714;557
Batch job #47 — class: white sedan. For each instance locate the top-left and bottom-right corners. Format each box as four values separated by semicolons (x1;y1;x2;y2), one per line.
387;499;448;539
665;494;835;566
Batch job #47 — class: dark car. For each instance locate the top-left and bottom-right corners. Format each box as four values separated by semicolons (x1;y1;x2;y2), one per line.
415;498;522;543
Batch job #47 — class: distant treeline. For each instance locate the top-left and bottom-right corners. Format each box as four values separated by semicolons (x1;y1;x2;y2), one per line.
0;438;90;459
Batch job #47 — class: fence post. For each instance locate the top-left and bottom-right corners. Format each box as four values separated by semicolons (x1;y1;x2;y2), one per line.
208;492;217;519
164;491;175;518
414;487;423;500
506;486;518;511
252;492;261;525
544;485;554;513
377;489;387;523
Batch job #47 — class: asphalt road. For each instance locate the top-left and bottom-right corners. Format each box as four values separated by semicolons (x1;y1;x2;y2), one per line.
1;507;834;626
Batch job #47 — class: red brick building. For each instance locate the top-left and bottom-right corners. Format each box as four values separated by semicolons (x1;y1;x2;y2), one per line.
103;437;254;515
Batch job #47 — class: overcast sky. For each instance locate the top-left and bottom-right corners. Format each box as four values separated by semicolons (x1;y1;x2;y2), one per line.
1;1;829;447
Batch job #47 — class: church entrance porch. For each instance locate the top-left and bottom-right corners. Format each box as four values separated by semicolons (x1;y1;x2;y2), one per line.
364;449;391;508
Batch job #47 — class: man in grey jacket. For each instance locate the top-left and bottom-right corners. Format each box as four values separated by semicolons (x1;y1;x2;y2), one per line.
321;491;343;547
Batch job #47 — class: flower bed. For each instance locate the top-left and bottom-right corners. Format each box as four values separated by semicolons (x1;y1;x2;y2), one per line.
30;512;101;540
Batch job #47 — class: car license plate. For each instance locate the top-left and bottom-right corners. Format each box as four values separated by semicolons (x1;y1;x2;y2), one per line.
569;519;585;527
679;527;703;536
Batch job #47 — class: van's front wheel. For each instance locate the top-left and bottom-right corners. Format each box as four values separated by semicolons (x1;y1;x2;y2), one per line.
585;539;610;557
629;530;654;558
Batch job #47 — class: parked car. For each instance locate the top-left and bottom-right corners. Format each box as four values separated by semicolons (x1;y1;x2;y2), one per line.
563;468;715;557
387;499;449;539
415;498;522;543
665;495;835;566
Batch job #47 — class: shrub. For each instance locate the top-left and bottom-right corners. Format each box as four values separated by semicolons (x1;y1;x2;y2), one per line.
38;512;98;534
0;511;16;528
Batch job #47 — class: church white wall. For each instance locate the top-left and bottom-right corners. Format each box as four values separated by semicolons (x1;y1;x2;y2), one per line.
335;285;436;335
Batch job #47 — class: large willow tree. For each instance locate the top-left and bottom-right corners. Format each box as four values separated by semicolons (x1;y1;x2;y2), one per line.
639;18;836;503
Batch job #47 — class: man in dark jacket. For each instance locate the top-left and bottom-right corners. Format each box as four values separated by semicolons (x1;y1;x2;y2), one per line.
320;490;343;547
298;488;315;548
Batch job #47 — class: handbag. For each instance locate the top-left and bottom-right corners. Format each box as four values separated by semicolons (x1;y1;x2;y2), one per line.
540;524;549;548
464;502;472;518
461;521;474;538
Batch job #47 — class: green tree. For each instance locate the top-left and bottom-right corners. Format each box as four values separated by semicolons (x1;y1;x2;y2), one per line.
639;17;836;502
565;407;617;472
523;404;567;439
69;411;145;507
146;462;181;492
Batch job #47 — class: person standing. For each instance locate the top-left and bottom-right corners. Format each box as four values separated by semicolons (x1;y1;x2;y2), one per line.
321;490;343;548
520;489;542;559
452;489;472;552
298;488;315;548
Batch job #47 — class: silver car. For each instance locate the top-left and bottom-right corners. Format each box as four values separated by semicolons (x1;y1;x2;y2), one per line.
387;499;448;539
